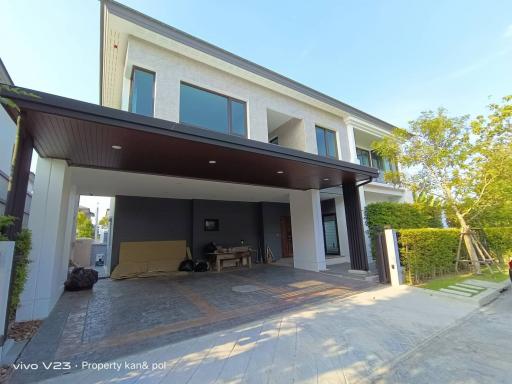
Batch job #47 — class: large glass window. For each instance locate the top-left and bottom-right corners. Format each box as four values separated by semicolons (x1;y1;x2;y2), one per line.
180;83;247;136
356;148;371;166
129;68;155;117
315;126;337;159
370;150;398;182
322;214;340;255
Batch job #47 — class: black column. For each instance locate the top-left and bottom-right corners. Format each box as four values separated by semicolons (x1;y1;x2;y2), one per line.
4;120;33;240
342;180;369;271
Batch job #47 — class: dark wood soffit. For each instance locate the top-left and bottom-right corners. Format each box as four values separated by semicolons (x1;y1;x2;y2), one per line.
0;84;378;190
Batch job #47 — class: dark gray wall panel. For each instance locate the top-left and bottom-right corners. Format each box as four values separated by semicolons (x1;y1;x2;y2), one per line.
261;202;290;260
192;199;261;260
111;196;192;269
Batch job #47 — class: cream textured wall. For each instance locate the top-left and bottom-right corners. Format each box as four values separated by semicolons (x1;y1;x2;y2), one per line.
269;118;305;151
123;37;348;158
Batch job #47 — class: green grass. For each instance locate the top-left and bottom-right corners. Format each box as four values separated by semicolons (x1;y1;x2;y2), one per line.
419;268;510;292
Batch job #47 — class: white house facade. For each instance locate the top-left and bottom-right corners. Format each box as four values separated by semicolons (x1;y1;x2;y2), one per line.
1;0;410;322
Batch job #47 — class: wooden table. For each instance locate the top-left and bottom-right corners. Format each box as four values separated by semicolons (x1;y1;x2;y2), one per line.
208;249;252;272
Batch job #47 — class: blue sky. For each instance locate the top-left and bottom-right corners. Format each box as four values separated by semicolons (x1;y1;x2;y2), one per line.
1;0;511;127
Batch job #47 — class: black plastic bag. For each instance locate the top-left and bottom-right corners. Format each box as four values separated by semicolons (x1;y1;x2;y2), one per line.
178;259;196;272
194;261;208;272
64;267;99;291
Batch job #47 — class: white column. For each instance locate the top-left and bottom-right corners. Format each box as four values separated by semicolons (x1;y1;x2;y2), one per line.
16;159;75;321
345;122;359;163
334;197;350;258
303;119;318;154
289;189;326;271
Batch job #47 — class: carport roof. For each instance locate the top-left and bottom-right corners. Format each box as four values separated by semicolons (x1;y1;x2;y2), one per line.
0;83;378;190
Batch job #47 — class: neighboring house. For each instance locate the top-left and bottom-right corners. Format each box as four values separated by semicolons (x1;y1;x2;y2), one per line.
78;205;95;221
0;58;34;227
1;0;411;322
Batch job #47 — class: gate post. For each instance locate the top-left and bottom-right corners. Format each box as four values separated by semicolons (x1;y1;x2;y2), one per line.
384;229;403;287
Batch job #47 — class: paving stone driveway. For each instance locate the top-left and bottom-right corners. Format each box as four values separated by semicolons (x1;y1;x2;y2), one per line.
13;264;373;383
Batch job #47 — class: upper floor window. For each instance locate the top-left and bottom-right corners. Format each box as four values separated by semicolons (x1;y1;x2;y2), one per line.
356;147;398;183
315;126;337;159
180;83;247;137
356;148;371;167
129;67;155;117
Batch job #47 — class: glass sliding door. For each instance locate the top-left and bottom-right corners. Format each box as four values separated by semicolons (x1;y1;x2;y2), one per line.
322;214;340;255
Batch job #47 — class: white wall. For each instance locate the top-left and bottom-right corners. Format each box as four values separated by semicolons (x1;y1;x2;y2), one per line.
16;159;77;321
0;106;15;176
123;38;349;157
269;118;305;151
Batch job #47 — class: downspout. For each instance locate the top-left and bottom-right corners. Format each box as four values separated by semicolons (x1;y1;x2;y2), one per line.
356;176;373;188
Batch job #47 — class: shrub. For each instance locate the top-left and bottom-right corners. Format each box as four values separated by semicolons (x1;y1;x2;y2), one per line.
483;227;512;262
0;215;33;319
10;228;32;318
398;227;512;285
398;228;460;284
365;202;442;258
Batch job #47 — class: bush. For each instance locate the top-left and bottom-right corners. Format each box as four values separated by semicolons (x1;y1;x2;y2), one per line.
0;215;33;319
398;227;512;285
398;228;460;284
10;228;32;318
483;227;512;261
365;202;442;258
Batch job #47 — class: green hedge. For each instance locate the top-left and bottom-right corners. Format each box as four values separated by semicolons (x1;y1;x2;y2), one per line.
398;228;460;284
484;227;512;261
398;227;512;284
365;202;442;258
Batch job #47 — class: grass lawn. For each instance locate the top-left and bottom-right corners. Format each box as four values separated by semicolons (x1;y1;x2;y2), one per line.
419;268;510;292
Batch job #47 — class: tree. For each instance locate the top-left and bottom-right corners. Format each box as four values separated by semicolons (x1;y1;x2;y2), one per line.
373;96;512;273
98;214;109;228
76;211;94;239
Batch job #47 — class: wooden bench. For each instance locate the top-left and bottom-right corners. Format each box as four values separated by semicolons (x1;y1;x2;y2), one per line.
208;248;252;272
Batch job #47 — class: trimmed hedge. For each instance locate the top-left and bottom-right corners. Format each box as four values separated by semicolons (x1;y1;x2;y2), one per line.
398;227;512;284
365;202;442;258
398;228;460;284
484;227;512;261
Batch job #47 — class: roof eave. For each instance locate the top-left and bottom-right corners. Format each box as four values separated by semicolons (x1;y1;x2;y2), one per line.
103;0;397;131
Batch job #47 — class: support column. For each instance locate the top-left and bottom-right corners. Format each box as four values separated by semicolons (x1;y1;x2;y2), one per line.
16;159;75;321
342;181;369;271
289;189;326;271
344;122;359;164
4;119;33;239
3;117;32;342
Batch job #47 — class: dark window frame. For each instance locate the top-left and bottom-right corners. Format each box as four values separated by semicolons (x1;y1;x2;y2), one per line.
269;136;279;145
179;81;247;137
315;125;338;159
129;66;156;117
322;213;340;256
356;147;371;167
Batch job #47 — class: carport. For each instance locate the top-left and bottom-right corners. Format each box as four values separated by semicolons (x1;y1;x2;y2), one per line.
0;83;377;324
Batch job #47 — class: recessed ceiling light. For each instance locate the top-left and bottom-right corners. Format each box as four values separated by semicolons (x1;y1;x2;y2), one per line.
209;160;217;164
323;178;330;181
112;145;122;150
276;170;284;174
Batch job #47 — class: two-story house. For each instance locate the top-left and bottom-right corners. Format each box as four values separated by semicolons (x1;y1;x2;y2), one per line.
3;0;410;322
99;0;411;265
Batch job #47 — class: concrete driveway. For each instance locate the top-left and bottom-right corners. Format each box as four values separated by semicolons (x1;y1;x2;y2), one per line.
19;282;483;383
11;264;373;383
